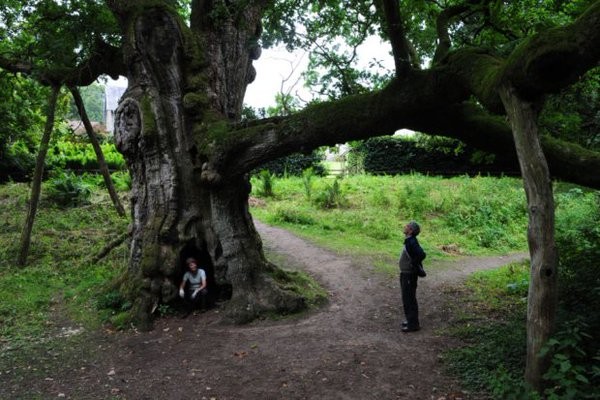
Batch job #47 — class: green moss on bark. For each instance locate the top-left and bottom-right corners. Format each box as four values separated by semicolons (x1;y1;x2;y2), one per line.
140;95;157;137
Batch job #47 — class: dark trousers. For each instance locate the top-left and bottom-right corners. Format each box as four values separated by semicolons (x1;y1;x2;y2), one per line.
184;288;208;312
400;272;419;328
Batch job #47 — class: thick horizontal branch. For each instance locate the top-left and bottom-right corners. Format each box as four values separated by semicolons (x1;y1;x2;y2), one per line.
0;55;33;75
207;72;600;189
0;40;125;87
443;1;600;111
64;41;126;86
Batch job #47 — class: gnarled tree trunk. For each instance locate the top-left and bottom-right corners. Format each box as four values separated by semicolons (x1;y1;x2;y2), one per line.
499;84;558;391
111;3;303;329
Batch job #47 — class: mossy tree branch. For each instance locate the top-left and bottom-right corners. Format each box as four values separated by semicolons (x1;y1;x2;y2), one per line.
200;1;600;188
443;1;600;111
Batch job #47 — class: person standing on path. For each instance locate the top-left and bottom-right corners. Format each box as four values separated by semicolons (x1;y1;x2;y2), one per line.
399;221;426;332
179;257;208;317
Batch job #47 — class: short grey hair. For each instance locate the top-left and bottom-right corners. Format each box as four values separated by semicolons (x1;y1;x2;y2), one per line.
407;221;421;236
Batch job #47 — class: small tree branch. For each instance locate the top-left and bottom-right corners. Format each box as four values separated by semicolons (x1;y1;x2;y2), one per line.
0;54;33;75
376;0;414;76
432;5;469;65
64;40;125;86
92;232;129;263
17;85;60;266
69;86;126;217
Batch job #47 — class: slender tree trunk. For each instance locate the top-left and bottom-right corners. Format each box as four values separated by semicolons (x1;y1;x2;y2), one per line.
499;84;558;392
111;5;303;329
69;86;126;217
17;85;60;266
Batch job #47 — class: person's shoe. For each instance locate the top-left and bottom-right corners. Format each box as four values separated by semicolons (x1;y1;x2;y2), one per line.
401;320;408;327
401;325;420;333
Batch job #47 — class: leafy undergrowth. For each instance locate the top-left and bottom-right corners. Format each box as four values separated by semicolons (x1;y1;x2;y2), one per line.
442;261;529;392
0;182;129;350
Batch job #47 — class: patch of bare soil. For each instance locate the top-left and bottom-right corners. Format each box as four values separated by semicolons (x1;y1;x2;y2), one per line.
0;222;527;399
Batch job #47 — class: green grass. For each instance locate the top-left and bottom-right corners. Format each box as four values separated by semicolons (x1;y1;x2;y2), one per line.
1;173;594;397
443;261;530;393
250;174;530;274
0;182;129;346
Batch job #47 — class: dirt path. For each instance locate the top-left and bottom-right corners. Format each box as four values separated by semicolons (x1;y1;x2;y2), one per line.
1;222;527;400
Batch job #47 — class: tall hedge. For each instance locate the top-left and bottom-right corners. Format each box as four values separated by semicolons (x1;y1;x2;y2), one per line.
254;151;325;177
353;136;519;176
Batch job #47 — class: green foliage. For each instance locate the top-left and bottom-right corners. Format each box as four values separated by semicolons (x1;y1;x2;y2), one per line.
351;135;518;176
541;67;600;151
256;170;275;197
0;140;36;182
262;0;391;99
108;171;132;192
45;171;92;207
552;187;600;393
271;206;316;226
66;82;106;123
47;139;126;172
0;1;120;75
0;182;129;346
0;73;53;182
540;320;600;399
301;167;315;200
443;187;600;397
555;188;600;328
268;267;327;309
444;262;530;393
254;151;326;177
313;177;346;209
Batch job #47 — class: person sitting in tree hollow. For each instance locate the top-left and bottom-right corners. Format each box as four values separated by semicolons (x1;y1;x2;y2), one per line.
179;257;207;317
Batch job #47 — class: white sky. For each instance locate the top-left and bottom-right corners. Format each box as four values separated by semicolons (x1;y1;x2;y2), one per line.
245;36;395;109
107;36;395;111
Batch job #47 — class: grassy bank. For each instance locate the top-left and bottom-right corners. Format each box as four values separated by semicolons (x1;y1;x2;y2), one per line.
250;174;529;275
0;182;129;347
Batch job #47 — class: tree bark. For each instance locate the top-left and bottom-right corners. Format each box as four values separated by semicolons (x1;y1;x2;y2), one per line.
112;5;302;329
499;84;558;392
69;86;126;217
17;85;60;266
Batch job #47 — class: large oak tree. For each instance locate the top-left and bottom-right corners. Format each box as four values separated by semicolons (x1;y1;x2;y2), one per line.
2;0;600;391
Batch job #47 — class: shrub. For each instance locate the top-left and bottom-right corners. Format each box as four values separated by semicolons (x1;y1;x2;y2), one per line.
255;151;325;177
313;178;346;209
540;319;600;400
552;188;600;391
302;168;314;200
110;171;132;191
271;207;316;225
0;140;36;182
46;140;125;173
256;170;275;197
45;171;92;207
350;136;519;176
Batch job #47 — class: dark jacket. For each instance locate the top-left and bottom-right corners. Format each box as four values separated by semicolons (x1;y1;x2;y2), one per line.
404;235;426;269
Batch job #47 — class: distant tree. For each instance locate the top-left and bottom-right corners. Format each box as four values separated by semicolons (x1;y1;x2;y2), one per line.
67;82;106;123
